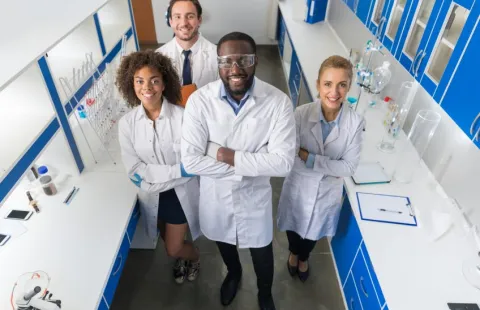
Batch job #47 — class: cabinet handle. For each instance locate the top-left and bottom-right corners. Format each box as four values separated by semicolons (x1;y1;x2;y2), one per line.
113;254;123;276
377;17;387;39
350;297;355;309
410;50;421;74
360;276;369;297
415;51;427;77
469;113;480;135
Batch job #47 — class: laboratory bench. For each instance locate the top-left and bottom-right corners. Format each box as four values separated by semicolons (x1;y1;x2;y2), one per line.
0;171;139;310
0;0;142;309
277;0;480;309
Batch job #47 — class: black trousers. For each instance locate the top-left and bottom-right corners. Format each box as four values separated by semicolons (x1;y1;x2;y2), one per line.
216;241;274;298
286;230;317;262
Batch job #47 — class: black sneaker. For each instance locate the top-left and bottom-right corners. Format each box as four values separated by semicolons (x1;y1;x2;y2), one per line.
187;259;200;281
173;259;187;284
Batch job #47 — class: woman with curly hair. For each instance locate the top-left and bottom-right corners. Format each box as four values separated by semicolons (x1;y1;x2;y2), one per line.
117;50;201;284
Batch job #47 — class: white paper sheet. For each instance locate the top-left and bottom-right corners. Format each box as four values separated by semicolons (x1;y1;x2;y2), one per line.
357;192;417;226
352;162;391;185
0;219;28;237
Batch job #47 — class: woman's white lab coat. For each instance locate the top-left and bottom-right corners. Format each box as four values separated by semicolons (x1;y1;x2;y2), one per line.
181;78;296;248
277;101;364;241
156;34;218;89
118;99;201;243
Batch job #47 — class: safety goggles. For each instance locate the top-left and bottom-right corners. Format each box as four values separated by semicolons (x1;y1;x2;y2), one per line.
217;54;256;69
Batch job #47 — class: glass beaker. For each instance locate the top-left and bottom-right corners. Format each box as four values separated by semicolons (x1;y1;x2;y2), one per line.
393;110;441;183
378;81;416;153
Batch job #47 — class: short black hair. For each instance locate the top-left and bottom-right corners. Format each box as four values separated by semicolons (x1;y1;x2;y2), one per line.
217;32;257;55
168;0;203;18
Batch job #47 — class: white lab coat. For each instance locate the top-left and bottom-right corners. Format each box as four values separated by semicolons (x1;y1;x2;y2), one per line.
118;99;201;242
277;101;365;241
156;34;218;89
181;78;296;248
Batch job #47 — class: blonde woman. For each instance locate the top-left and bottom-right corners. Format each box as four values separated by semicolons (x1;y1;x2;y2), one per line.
277;55;365;282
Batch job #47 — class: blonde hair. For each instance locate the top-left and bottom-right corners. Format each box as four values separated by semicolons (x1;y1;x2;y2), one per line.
318;55;353;87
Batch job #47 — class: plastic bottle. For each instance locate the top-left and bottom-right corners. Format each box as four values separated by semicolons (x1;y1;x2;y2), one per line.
38;166;57;196
370;61;392;94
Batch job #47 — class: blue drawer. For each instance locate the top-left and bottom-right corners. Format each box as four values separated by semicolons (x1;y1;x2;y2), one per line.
361;242;386;306
127;201;140;242
352;246;382;310
98;296;109;310
331;195;363;285
103;232;130;306
344;272;362;310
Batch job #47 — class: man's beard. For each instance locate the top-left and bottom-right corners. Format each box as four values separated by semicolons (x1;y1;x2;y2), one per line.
222;71;256;98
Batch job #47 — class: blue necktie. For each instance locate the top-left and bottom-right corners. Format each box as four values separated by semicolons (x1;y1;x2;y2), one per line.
182;50;192;85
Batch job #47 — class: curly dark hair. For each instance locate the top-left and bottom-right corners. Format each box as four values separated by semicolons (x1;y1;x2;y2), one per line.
115;50;181;108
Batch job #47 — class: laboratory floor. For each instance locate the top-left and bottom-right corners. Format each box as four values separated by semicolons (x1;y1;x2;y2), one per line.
111;45;345;310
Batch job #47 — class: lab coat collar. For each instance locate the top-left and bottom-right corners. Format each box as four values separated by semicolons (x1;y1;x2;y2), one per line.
310;100;349;148
135;97;173;121
174;33;204;56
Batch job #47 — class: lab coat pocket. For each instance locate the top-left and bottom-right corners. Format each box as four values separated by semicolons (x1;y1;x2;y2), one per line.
207;120;231;145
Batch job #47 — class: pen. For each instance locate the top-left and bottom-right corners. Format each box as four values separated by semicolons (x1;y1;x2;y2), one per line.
26;191;40;213
66;188;80;205
378;208;402;214
64;187;76;204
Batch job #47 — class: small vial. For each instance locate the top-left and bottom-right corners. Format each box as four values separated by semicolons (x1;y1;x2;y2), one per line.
77;105;87;119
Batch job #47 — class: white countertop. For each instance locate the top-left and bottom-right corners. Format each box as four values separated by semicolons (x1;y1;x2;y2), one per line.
0;171;137;310
278;0;349;98
278;0;480;308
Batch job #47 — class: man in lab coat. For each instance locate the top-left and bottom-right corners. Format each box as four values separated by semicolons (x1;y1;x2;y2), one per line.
181;32;296;310
156;0;218;90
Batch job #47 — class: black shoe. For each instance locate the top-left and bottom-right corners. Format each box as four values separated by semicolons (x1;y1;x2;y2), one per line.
220;271;242;306
258;295;276;310
287;253;297;276
298;261;310;283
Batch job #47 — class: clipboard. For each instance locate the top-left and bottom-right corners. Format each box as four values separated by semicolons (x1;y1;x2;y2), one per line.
352;162;391;185
356;192;417;226
180;84;197;107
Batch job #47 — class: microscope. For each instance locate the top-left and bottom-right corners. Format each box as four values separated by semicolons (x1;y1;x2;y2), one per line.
15;286;61;310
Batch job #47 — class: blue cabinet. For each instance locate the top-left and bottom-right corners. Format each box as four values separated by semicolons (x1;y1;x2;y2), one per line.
331;195;362;285
98;204;140;309
344;273;362;310
352;248;383;309
383;0;413;52
277;12;287;58
127;201;140;243
289;51;302;107
397;0;441;75
332;194;388;309
98;297;109;310
103;232;130;307
416;0;477;100
357;0;375;24
439;13;480;147
367;0;395;42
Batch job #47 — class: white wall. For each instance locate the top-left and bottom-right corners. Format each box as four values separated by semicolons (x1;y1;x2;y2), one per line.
151;0;276;44
328;0;480;225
